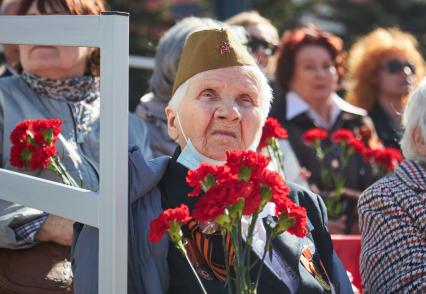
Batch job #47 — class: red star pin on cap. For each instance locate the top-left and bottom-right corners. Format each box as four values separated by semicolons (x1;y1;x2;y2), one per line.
218;41;230;54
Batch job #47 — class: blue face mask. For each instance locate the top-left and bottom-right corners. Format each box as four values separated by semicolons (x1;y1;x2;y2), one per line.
177;139;226;170
174;111;225;170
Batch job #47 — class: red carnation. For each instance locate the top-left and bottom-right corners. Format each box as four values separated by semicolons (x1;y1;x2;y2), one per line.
31;145;56;170
9;119;62;171
10;145;33;168
275;197;308;238
373;147;403;171
347;138;366;154
33;119;62;145
258;117;288;150
225;150;270;181
149;204;192;243
192;180;252;222
10;120;32;146
186;164;234;197
257;169;290;203
302;128;328;145
331;128;355;144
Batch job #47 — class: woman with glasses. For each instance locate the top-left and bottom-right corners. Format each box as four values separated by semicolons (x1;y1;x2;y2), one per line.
270;25;379;234
346;27;425;149
226;11;279;78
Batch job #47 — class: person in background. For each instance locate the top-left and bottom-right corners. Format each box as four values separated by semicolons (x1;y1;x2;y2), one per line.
226;10;280;79
134;17;246;159
73;28;352;294
270;25;379;234
346;27;425;149
0;0;21;77
0;0;145;292
358;79;426;292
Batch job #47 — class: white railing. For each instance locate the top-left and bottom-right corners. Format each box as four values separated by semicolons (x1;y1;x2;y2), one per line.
0;13;129;294
129;55;155;69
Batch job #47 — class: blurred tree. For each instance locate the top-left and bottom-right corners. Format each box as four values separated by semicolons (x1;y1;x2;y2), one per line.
107;0;172;111
317;0;426;54
250;0;426;56
250;0;326;33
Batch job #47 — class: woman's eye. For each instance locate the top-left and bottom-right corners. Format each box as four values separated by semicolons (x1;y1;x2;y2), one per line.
199;90;216;100
239;95;253;106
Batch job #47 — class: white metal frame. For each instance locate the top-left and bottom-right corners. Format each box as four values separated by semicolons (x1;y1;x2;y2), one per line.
0;13;129;294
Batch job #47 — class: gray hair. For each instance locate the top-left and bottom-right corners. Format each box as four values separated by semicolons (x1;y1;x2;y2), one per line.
168;65;273;123
149;17;248;102
400;79;426;163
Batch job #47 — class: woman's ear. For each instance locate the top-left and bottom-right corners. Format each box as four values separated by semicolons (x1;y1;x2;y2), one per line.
165;107;178;141
412;127;426;157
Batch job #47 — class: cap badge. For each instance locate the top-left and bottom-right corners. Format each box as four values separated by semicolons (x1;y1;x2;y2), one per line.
218;41;230;55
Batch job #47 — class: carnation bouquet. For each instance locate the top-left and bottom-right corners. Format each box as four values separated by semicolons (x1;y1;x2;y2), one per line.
149;150;307;294
9;119;79;187
302;127;403;218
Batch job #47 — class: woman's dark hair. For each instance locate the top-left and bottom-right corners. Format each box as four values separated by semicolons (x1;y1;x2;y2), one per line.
17;0;108;76
275;24;345;94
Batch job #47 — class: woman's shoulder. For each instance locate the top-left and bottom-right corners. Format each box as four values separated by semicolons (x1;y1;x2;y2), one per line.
0;76;24;94
358;173;400;211
128;145;170;203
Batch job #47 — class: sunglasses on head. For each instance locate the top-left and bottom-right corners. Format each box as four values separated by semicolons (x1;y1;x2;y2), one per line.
247;36;278;56
383;59;416;74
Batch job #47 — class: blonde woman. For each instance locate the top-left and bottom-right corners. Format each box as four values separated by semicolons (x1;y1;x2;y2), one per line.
346;28;425;149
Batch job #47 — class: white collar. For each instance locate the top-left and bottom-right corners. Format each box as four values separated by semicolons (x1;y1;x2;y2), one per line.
285;91;366;130
285;91;312;121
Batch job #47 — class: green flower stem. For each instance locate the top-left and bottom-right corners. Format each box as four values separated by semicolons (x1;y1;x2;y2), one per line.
176;241;207;294
51;157;79;187
49;159;72;186
254;232;274;292
236;219;247;293
230;219;249;293
267;139;286;177
243;212;260;290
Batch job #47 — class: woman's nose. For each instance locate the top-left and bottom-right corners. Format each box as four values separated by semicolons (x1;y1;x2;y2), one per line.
215;101;241;121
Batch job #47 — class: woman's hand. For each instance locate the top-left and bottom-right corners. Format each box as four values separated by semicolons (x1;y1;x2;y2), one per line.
35;215;74;246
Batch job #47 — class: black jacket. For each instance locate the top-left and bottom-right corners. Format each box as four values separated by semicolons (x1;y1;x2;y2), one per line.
160;150;353;294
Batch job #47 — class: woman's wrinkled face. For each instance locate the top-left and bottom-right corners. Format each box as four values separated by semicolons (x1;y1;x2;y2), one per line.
19;2;93;79
289;45;338;105
166;67;263;161
378;51;415;99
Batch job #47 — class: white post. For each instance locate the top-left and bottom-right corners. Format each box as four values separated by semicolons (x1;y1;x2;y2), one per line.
98;12;129;294
0;13;129;294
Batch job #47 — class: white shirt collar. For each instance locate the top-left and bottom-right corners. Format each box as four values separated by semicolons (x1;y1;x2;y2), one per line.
285;91;365;130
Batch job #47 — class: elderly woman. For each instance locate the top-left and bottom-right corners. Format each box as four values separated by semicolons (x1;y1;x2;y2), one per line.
270;25;378;234
346;27;425;149
358;80;426;292
73;28;352;294
134;16;223;159
0;0;145;292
